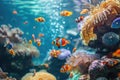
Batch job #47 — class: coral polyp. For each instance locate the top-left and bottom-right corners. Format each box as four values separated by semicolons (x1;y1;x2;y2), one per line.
81;0;120;45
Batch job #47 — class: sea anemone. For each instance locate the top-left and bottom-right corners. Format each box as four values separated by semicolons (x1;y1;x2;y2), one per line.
65;51;99;74
80;0;120;45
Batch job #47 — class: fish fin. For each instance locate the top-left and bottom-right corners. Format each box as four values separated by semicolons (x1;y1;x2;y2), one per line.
52;41;55;45
67;40;70;44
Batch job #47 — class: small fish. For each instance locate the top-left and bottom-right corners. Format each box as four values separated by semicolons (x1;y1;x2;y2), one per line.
35;17;45;22
112;49;120;57
72;47;77;52
60;64;72;73
52;37;70;48
8;49;15;56
43;63;49;68
32;34;35;40
23;21;28;24
12;10;18;14
60;10;72;17
28;40;32;44
34;38;41;46
4;42;13;50
80;9;89;14
39;33;44;37
75;16;84;23
37;41;41;46
50;50;61;58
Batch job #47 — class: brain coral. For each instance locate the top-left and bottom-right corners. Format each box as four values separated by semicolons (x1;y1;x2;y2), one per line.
80;0;120;45
22;70;56;80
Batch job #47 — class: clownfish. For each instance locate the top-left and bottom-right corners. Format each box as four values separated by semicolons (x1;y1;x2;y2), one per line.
50;50;61;58
52;37;70;48
60;10;72;17
75;16;84;23
60;64;72;73
72;47;77;52
35;17;45;22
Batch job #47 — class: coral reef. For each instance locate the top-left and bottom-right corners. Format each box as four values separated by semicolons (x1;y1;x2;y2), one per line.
88;57;120;80
0;24;40;80
22;70;56;80
13;43;39;57
65;51;99;74
0;24;23;43
68;1;120;79
0;67;16;80
80;0;120;45
45;58;69;80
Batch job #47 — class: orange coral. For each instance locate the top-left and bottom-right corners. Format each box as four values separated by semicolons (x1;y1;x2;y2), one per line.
81;0;120;45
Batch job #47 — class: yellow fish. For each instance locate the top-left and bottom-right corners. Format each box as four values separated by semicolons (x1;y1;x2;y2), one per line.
60;10;72;17
28;40;32;44
37;41;41;46
80;9;89;14
9;49;15;56
35;17;45;22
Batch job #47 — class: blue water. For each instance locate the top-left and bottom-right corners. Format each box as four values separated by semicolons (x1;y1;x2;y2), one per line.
0;0;81;65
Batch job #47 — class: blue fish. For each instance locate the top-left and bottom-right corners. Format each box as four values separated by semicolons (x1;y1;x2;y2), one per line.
5;43;13;50
111;17;120;29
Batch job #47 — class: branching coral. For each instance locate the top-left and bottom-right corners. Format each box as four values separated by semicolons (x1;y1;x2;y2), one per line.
80;0;120;45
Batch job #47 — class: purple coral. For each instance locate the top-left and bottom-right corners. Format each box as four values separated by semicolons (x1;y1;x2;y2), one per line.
57;49;71;60
88;57;120;80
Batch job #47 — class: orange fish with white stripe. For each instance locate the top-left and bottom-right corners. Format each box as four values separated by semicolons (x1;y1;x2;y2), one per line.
60;64;72;73
52;37;70;48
